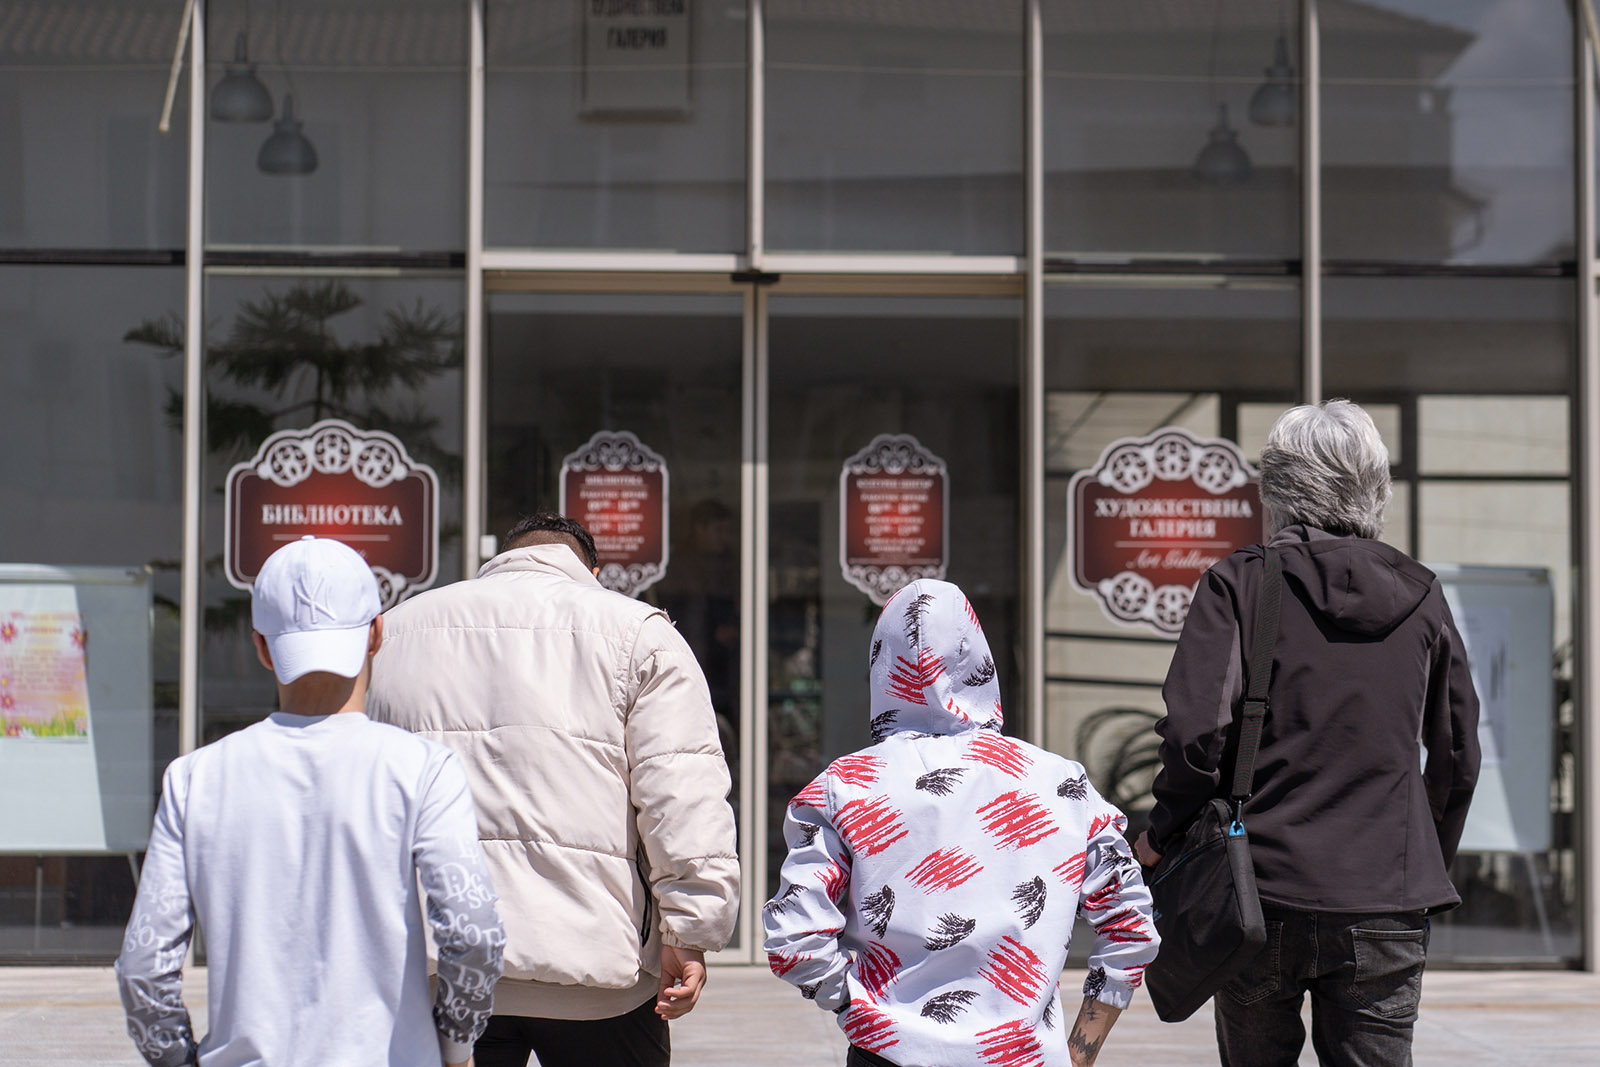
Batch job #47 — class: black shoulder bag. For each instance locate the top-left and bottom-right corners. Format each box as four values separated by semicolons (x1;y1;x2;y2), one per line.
1144;546;1282;1023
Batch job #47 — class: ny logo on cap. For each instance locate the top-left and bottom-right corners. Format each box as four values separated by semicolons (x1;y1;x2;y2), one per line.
293;574;337;627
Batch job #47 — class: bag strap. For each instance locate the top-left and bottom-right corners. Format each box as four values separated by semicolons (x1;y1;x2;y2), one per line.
1229;546;1283;804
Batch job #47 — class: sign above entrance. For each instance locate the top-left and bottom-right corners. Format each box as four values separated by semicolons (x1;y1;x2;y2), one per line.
560;431;670;599
1068;427;1260;638
224;419;440;610
840;433;950;605
581;0;692;117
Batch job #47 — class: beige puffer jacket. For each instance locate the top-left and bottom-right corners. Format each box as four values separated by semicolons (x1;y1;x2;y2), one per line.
367;544;739;1017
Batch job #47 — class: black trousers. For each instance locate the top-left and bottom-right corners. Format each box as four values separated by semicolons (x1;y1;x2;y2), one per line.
846;1047;900;1067
473;997;670;1067
1214;905;1430;1067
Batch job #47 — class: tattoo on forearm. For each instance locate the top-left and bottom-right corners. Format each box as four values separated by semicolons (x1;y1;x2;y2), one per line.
1083;1001;1100;1021
1069;1026;1106;1063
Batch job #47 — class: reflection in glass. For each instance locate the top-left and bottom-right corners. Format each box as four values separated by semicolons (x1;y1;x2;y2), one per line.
0;266;185;958
486;2;746;251
1321;0;1573;264
1042;283;1299;836
206;0;467;251
0;1;188;249
1043;0;1299;260
766;2;1024;253
485;290;745;945
1326;277;1578;964
166;277;464;742
766;295;1021;895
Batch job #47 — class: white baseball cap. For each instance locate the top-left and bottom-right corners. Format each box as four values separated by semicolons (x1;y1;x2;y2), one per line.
251;535;382;684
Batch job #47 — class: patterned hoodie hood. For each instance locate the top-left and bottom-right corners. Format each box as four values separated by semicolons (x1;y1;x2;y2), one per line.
868;580;1003;741
763;581;1160;1067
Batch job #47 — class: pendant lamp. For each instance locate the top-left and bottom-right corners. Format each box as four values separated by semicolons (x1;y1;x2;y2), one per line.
1248;34;1297;127
257;93;318;175
1193;103;1252;185
210;32;274;122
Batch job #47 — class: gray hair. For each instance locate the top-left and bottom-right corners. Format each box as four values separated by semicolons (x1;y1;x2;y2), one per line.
1258;400;1392;539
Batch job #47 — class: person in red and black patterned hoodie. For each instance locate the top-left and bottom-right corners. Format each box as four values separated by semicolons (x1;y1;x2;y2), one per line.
762;579;1159;1067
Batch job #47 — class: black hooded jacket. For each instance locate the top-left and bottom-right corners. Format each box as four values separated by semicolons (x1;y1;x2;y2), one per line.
1147;525;1481;913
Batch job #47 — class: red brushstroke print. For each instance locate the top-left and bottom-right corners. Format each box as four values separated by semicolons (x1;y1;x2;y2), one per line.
856;941;902;1003
1124;962;1149;988
829;752;885;789
976;1020;1045;1067
886;647;945;705
992;700;1004;726
945;697;971;723
907;847;985;893
816;857;850;903
1053;852;1086;890
835;796;910;857
964;734;1033;778
842;1003;900;1054
1100;909;1154;944
977;791;1059;851
1080;879;1119;913
1088;812;1114;839
767;951;811;978
964;598;983;629
789;776;828;811
979;937;1049;1006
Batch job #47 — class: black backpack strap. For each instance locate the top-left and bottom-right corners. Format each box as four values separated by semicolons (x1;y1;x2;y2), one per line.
1230;546;1283;804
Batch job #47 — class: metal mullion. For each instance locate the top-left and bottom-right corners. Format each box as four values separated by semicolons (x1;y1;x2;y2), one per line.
1302;0;1322;405
750;285;772;936
748;0;765;269
463;0;487;577
1577;17;1600;974
723;283;760;965
178;0;205;759
481;251;744;273
1024;0;1045;750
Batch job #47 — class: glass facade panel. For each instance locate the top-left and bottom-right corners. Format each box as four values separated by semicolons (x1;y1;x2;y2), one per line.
1042;283;1300;835
205;0;467;252
484;289;746;944
765;2;1024;254
193;275;464;741
0;265;184;958
1326;276;1579;964
0;1;188;250
1322;0;1574;265
1043;0;1300;261
485;1;746;252
766;294;1021;894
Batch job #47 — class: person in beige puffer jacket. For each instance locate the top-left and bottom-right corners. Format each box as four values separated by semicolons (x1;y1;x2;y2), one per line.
368;513;740;1067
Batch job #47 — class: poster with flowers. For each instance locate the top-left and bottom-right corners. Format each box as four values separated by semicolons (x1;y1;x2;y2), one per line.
0;585;91;741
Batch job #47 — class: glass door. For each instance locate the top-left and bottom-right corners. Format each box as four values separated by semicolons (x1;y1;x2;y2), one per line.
485;285;753;956
763;291;1023;900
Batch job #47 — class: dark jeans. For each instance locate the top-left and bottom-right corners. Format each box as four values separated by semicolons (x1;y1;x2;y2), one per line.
473;997;670;1067
1214;905;1430;1067
846;1047;899;1067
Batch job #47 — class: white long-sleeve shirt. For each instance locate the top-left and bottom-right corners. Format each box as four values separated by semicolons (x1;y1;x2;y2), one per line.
115;712;505;1067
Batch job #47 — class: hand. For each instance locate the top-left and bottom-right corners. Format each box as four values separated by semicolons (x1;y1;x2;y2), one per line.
1134;830;1162;868
444;1058;473;1067
656;943;707;1020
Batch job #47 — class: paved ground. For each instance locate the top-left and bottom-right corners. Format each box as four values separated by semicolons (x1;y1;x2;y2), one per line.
2;965;1596;1065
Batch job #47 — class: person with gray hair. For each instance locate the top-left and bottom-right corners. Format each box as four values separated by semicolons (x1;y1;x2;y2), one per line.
1135;400;1480;1067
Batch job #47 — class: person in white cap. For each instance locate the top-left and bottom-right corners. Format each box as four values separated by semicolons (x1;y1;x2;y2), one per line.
114;535;506;1067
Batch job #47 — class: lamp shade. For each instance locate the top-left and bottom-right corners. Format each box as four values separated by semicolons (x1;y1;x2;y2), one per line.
210;33;274;123
1193;104;1252;185
257;93;318;175
1248;35;1297;127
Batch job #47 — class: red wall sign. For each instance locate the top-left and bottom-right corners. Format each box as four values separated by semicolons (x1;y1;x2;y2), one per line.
840;433;949;605
225;419;440;609
559;431;669;598
1068;427;1260;637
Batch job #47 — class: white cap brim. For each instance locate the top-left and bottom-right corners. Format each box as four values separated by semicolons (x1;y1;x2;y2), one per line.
265;623;372;684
